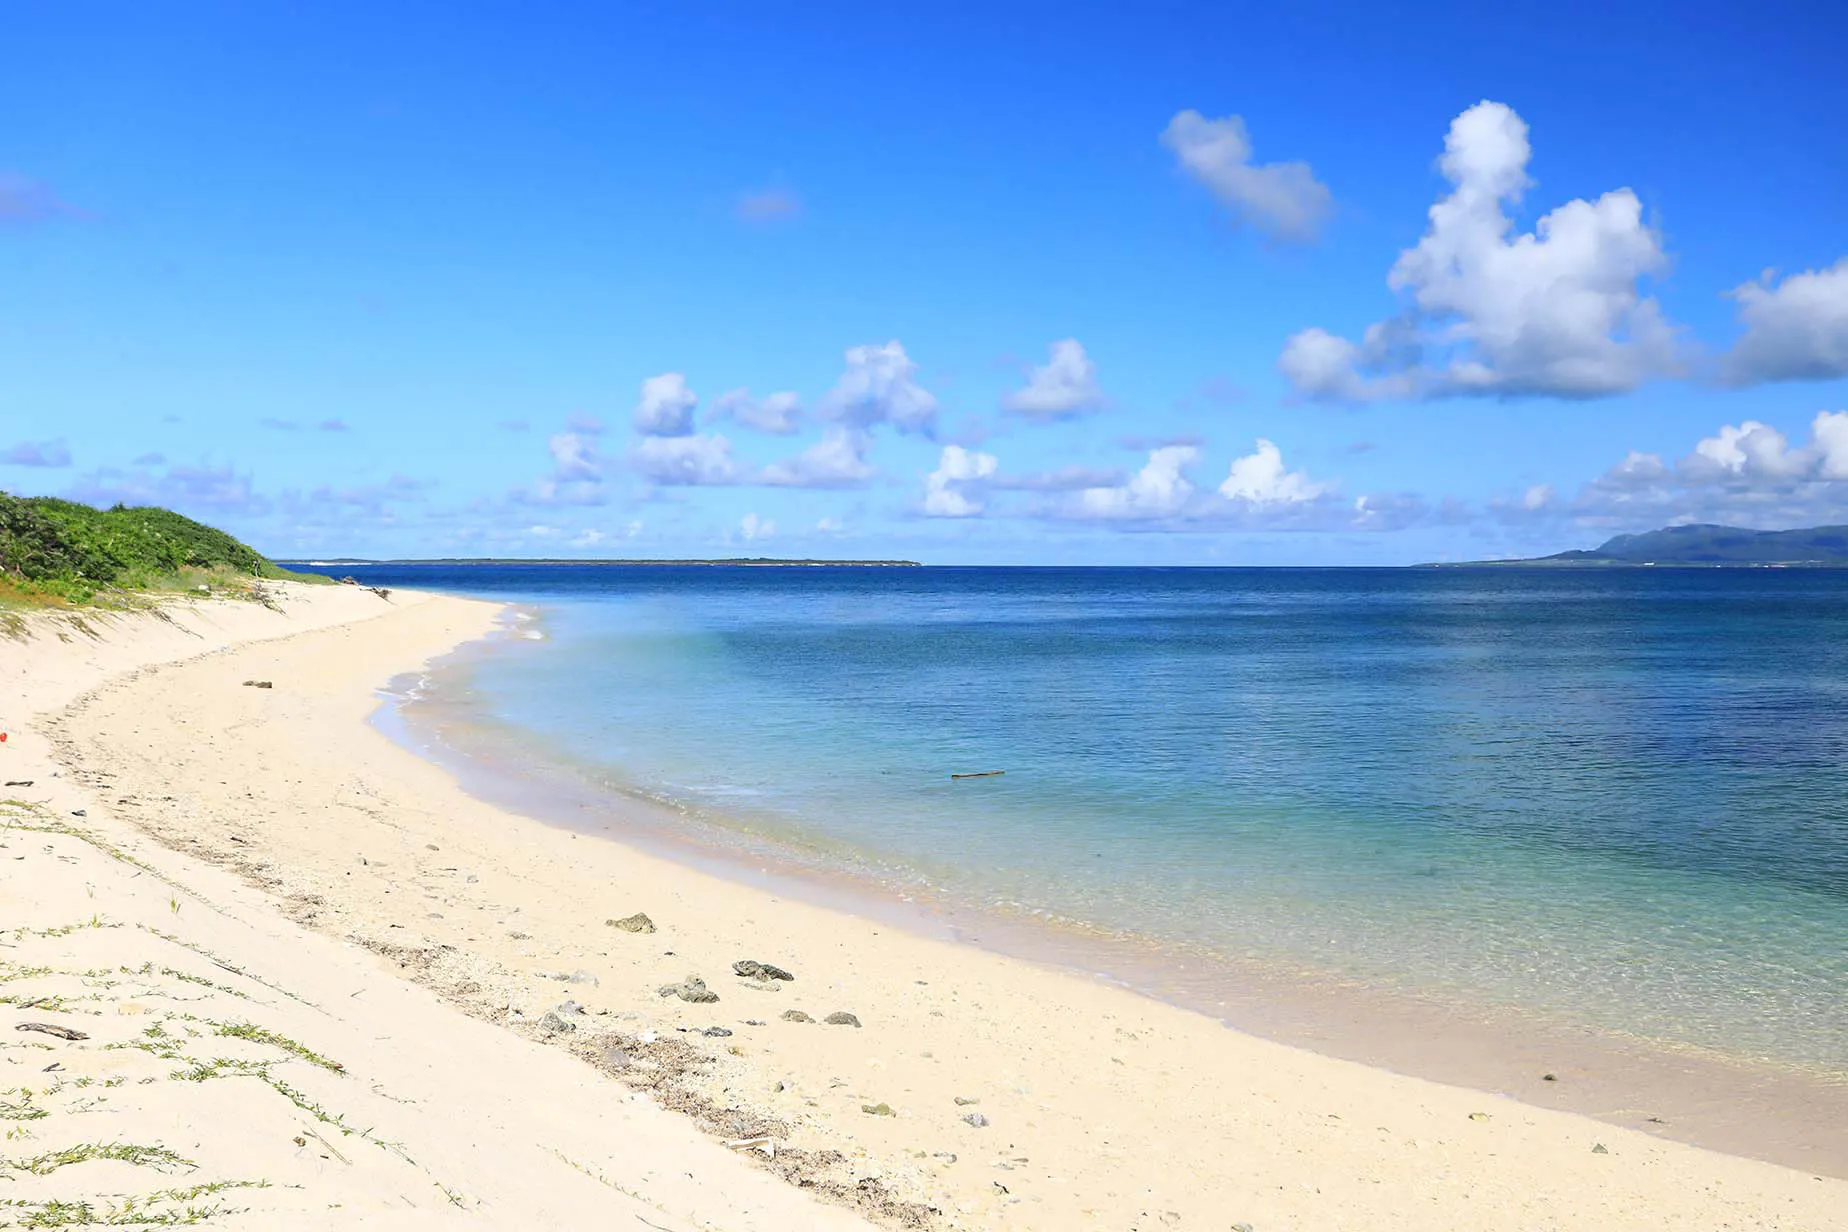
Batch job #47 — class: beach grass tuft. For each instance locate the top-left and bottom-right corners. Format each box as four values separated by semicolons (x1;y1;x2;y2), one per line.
210;1022;344;1073
4;1142;194;1178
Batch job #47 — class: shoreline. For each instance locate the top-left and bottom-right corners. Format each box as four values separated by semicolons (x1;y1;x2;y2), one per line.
1;584;877;1230
13;585;1848;1229
386;605;1848;1180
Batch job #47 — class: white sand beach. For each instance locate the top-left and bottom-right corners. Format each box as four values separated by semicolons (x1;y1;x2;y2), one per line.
4;582;1843;1230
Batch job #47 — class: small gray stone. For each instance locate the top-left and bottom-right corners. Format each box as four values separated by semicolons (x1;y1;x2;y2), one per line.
780;1010;813;1023
1592;1142;1609;1154
657;975;719;1004
962;1112;989;1128
607;912;656;934
599;1044;633;1071
704;1026;733;1038
537;1010;577;1034
953;1096;979;1106
823;1011;861;1028
732;959;795;981
861;1102;894;1116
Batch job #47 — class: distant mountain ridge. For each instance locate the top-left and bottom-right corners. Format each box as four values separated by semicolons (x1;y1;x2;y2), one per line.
1442;523;1848;567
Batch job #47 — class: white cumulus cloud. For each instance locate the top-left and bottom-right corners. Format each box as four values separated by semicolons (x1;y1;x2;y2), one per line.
819;341;938;435
1003;339;1107;421
922;445;999;517
1684;420;1810;481
1722;259;1848;385
1162;110;1331;243
1078;445;1199;520
759;427;876;488
739;512;775;541
633;373;698;437
712;388;802;434
631;433;737;486
1281;100;1677;402
1217;439;1332;504
1575;410;1848;526
547;431;601;483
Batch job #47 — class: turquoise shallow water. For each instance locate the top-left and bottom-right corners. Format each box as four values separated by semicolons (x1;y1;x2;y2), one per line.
338;564;1848;1076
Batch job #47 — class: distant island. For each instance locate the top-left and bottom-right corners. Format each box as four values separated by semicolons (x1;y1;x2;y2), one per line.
279;557;923;568
1432;523;1848;568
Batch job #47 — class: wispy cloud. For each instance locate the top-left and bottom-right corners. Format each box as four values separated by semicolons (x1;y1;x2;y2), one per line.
66;463;268;516
1162;111;1331;243
712;388;802;435
735;186;801;223
2;439;72;468
0;174;81;225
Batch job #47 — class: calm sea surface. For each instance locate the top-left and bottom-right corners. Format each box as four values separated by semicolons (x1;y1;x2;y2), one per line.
330;564;1848;1076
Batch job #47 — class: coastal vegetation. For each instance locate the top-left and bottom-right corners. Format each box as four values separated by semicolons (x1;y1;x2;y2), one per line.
0;492;320;609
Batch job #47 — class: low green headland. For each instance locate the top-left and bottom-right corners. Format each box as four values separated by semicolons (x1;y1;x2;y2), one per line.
0;492;323;613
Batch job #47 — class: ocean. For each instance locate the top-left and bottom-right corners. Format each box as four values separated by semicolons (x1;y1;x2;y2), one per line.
329;563;1848;1079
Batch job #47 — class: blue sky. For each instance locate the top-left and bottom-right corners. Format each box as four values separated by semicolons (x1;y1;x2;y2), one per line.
3;1;1846;564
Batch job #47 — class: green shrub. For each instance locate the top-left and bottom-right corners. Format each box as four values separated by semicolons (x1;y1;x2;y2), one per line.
0;492;306;602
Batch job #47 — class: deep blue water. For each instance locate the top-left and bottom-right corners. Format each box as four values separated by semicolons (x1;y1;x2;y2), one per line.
328;563;1848;1073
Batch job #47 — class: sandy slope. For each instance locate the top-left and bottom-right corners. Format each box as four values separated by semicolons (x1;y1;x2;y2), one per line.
1;585;874;1230
5;583;1844;1230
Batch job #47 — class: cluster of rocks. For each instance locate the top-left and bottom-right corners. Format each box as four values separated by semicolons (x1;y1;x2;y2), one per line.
779;1009;861;1027
733;959;794;982
535;999;587;1035
657;974;720;1004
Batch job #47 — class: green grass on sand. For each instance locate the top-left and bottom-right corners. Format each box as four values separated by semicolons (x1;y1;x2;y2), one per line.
0;491;326;614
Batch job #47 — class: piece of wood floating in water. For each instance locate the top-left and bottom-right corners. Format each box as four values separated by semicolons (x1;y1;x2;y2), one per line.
950;770;1006;780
